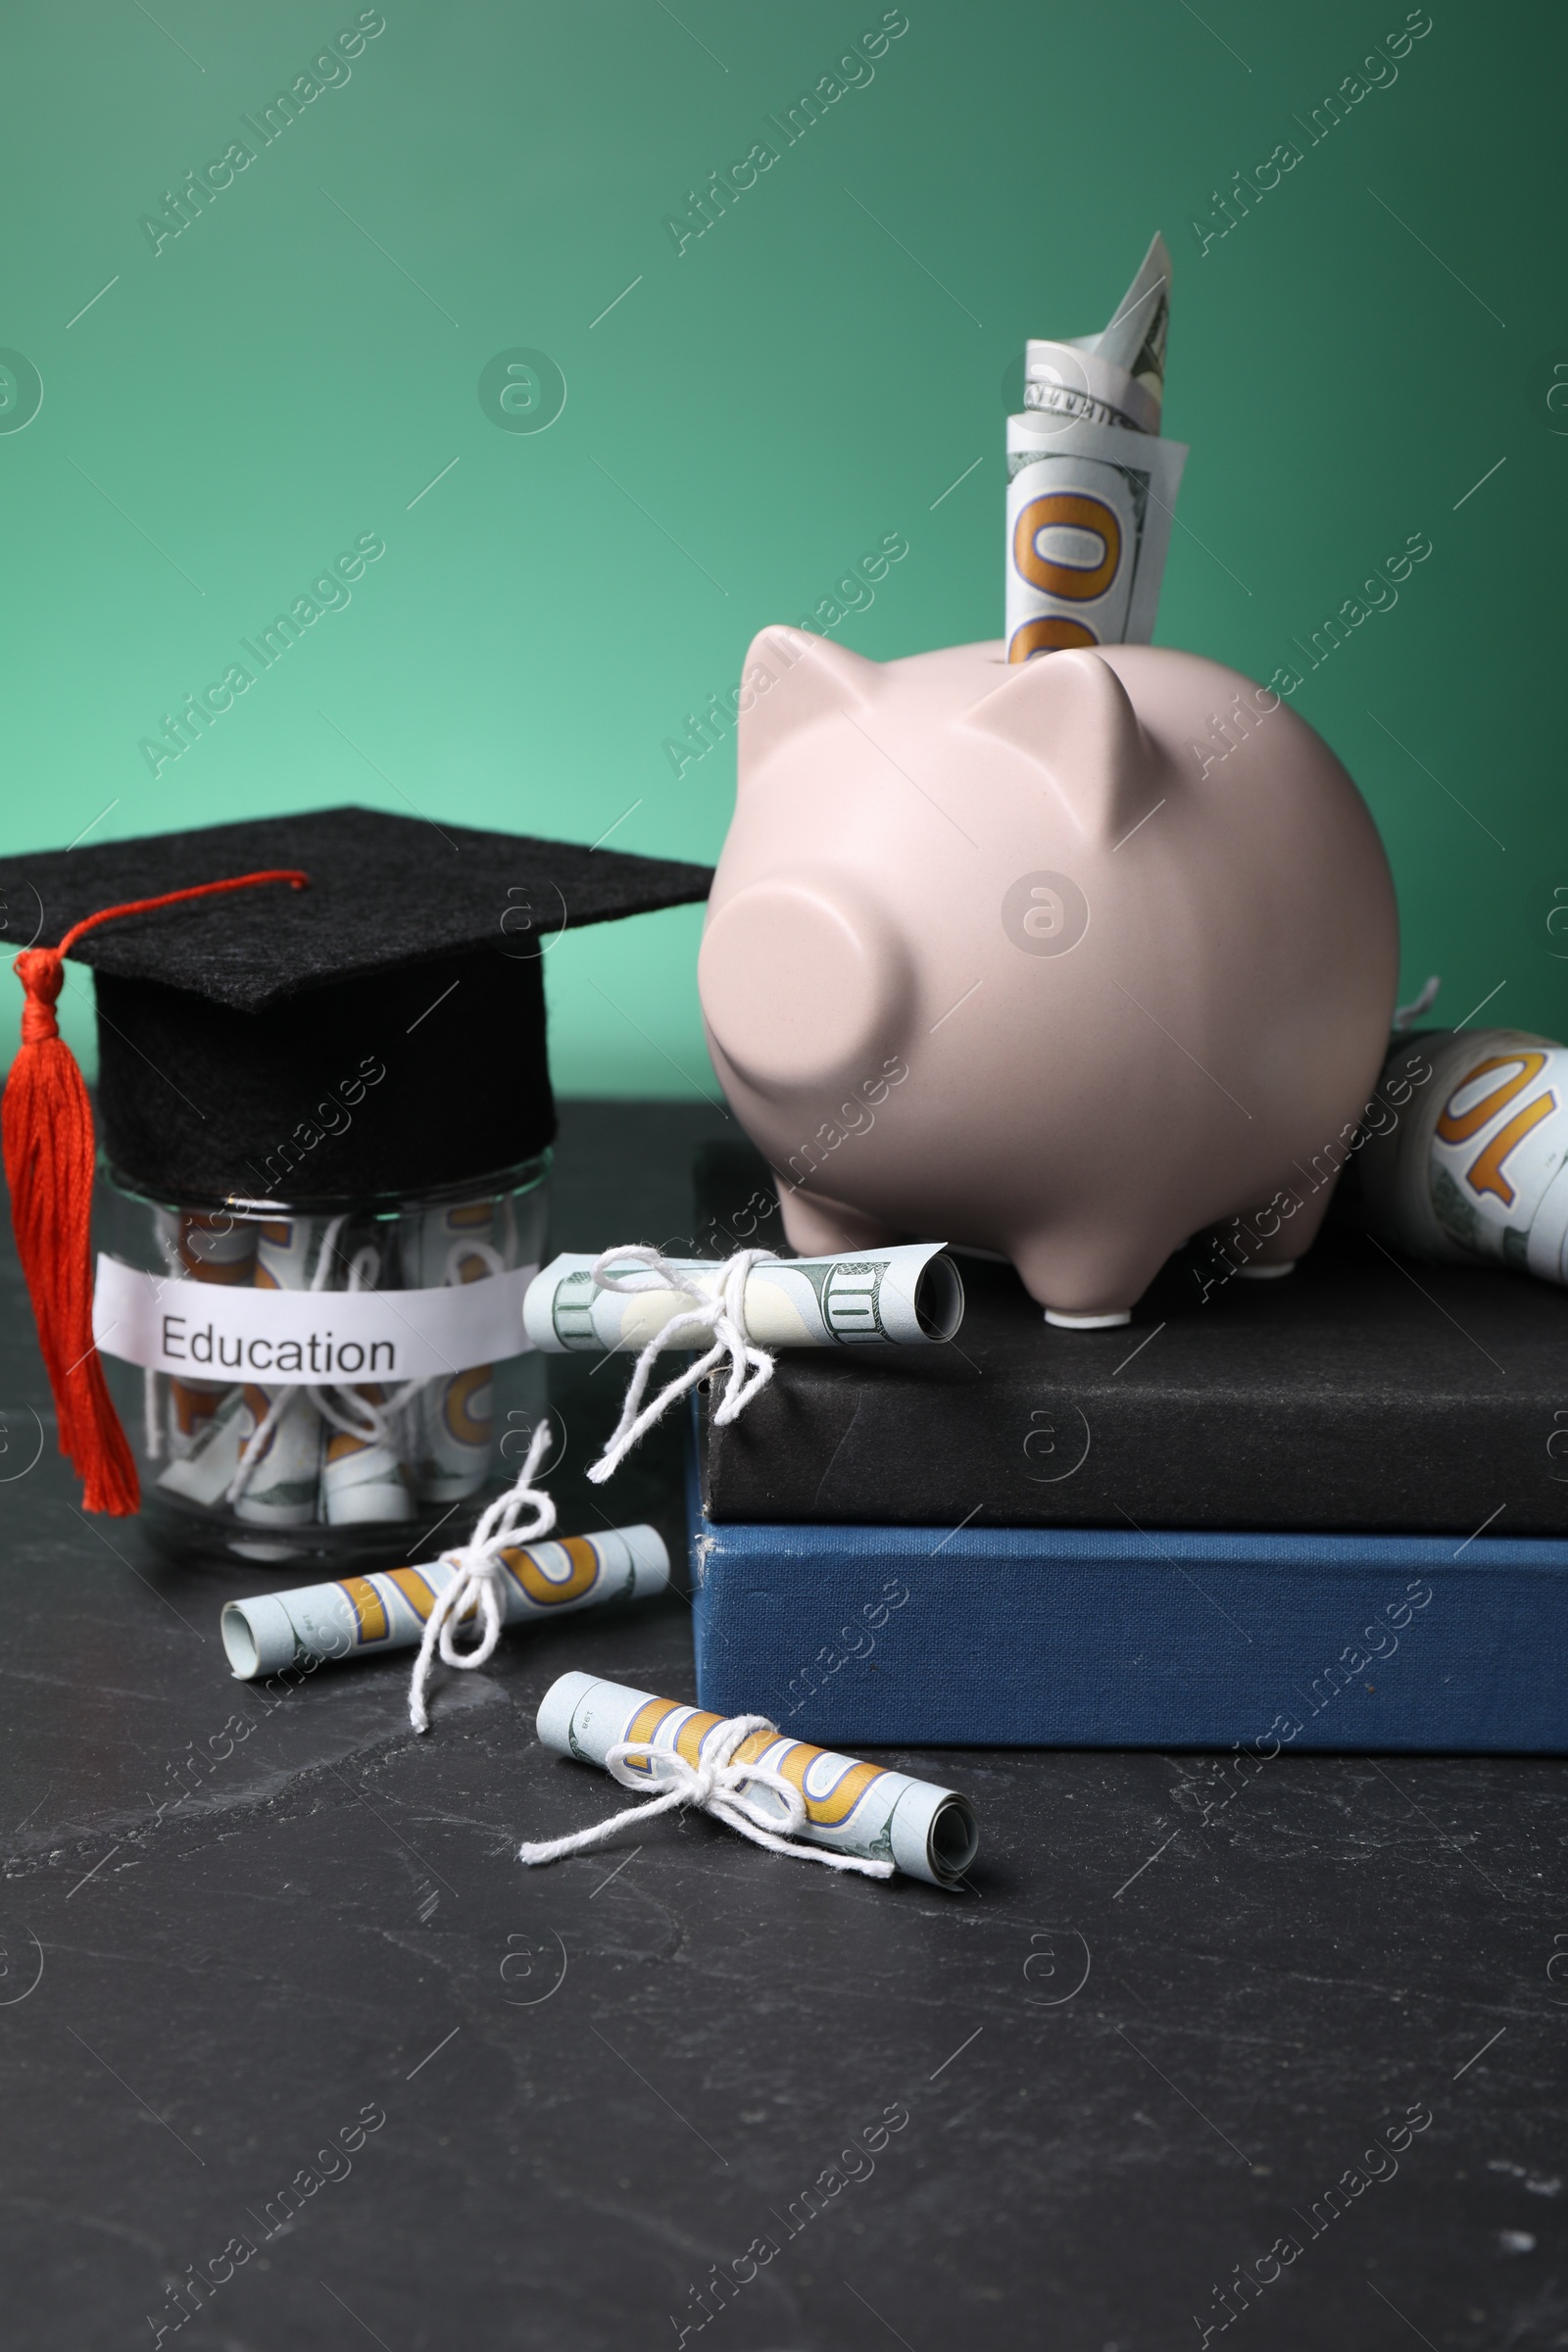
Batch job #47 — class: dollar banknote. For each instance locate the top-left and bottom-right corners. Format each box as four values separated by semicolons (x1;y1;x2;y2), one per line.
153;1210;255;1461
231;1384;322;1528
150;1211;323;1523
1024;230;1170;435
156;1380;323;1527
535;1672;979;1886
255;1216;415;1528
244;1214;341;1524
1361;1028;1568;1283
397;1196;505;1505
1006;232;1188;662
522;1243;963;1354
320;1388;416;1525
156;1380;250;1509
220;1525;668;1680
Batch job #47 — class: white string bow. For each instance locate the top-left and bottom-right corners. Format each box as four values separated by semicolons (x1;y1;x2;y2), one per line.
407;1417;558;1735
518;1711;895;1878
586;1247;778;1485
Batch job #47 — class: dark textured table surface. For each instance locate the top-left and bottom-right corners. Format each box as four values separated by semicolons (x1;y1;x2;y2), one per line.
3;1102;1564;2351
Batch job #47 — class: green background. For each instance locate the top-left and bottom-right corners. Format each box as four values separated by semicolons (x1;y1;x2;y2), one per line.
3;0;1563;1089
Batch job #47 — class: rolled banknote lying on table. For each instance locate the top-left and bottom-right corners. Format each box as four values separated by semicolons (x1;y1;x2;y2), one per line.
524;1243;964;1352
535;1673;979;1886
1360;1029;1568;1282
220;1524;668;1679
1006;231;1188;662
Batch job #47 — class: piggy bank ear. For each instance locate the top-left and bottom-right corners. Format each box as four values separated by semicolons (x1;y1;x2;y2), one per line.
962;649;1156;843
737;626;879;774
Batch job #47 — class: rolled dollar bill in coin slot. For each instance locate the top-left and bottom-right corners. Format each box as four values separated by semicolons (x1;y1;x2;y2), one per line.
524;1243;963;1353
1006;232;1188;662
535;1673;979;1887
220;1524;668;1679
1361;1028;1568;1283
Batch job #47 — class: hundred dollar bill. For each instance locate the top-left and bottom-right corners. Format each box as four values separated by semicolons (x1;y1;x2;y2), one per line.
152;1211;255;1460
156;1380;250;1509
1025;230;1170;436
231;1386;323;1527
220;1525;669;1680
155;1378;323;1527
523;1243;963;1354
320;1385;416;1525
1361;1029;1568;1282
257;1217;414;1528
253;1209;329;1292
535;1672;979;1887
1006;232;1188;662
398;1196;504;1505
241;1215;334;1524
151;1212;257;1507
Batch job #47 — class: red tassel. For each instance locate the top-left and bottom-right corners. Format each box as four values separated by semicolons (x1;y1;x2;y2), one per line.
2;866;308;1516
3;947;137;1511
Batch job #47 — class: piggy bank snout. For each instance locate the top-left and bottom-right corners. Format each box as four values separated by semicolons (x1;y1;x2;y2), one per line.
699;878;911;1096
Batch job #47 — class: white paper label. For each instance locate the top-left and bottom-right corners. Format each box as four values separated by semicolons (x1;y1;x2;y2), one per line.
92;1256;538;1385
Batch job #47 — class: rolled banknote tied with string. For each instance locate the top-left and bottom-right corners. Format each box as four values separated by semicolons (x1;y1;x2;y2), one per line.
1006;231;1189;662
1360;1028;1568;1282
398;1196;507;1504
154;1212;328;1528
524;1243;964;1353
220;1525;668;1680
534;1672;979;1886
150;1210;254;1467
236;1216;330;1526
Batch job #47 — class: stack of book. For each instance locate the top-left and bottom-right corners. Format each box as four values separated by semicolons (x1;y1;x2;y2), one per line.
687;1151;1568;1751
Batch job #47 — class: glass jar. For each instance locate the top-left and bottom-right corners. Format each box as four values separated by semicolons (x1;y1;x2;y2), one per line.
95;1155;551;1569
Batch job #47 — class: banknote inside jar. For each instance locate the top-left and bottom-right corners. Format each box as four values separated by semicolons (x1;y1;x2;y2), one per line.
95;1163;551;1570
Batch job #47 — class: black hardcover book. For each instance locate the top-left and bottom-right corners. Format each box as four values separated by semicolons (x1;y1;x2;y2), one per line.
691;1145;1568;1537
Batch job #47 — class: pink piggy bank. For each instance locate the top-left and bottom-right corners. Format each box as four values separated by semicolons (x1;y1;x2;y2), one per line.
698;628;1399;1325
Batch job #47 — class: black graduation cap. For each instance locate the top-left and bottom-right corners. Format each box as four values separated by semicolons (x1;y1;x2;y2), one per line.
0;805;713;1203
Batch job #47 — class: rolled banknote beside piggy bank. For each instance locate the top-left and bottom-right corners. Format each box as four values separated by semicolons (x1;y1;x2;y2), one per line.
533;1672;979;1886
1361;1029;1568;1282
523;1243;964;1352
220;1525;667;1679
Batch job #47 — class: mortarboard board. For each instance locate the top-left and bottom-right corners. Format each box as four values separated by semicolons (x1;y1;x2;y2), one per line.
1;806;712;1200
0;806;712;1513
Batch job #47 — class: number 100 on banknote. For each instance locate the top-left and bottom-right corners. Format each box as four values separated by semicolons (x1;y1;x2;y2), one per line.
1004;414;1187;662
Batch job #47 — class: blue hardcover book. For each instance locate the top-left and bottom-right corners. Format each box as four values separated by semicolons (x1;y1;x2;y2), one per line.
690;1509;1568;1752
